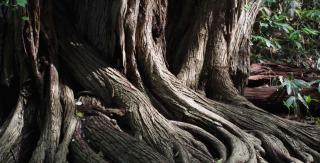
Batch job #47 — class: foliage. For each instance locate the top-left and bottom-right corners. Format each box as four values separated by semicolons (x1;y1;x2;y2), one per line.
251;0;320;69
75;111;84;118
16;0;27;7
215;159;223;163
0;0;28;20
279;75;309;115
0;0;27;7
279;75;320;116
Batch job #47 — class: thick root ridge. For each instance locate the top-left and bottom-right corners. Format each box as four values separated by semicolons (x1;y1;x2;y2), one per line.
58;31;216;162
131;1;320;161
69;124;110;163
55;84;78;163
0;90;37;162
30;65;62;163
81;113;170;163
53;1;320;162
171;121;227;161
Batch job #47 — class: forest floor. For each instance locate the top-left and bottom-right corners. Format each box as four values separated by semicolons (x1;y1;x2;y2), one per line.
245;63;320;126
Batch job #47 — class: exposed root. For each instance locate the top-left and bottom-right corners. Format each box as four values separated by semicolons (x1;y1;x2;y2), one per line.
132;0;320;161
55;84;78;163
60;84;77;135
30;65;62;162
137;42;320;161
69;124;109;163
0;95;27;157
0;0;319;162
58;28;216;162
0;90;36;162
82;113;171;163
171;121;227;161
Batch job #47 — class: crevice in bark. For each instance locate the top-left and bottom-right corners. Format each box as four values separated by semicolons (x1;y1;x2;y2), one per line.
69;124;110;163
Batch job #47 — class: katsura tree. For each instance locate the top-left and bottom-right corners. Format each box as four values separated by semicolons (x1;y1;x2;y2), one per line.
0;0;319;162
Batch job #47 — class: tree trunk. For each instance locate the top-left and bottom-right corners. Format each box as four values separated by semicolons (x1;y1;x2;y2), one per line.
0;0;319;162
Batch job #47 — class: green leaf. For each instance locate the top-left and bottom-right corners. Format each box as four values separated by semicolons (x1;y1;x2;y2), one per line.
293;79;309;88
297;93;309;109
252;36;276;49
76;111;84;118
279;76;284;84
286;82;292;95
288;74;295;81
273;22;294;33
16;0;27;7
284;96;296;109
301;27;319;36
21;16;29;21
304;95;312;105
259;22;269;28
293;41;303;49
260;7;272;17
216;159;223;163
289;30;301;41
298;9;320;20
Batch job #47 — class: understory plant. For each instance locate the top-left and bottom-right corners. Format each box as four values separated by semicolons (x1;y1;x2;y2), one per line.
279;75;320;117
251;0;320;68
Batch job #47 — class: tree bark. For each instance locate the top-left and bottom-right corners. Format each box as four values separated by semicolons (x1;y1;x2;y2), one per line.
0;0;319;162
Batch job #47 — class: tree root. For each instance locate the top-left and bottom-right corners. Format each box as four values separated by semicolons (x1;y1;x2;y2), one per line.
0;90;36;162
0;0;319;162
29;65;62;162
171;120;227;161
58;34;217;162
69;124;109;163
82;113;171;163
55;84;78;163
55;12;320;161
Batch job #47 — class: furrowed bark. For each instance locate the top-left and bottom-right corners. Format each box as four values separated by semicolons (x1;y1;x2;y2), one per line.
81;112;170;163
57;31;214;161
54;84;78;163
0;4;22;87
133;0;258;162
69;124;109;163
0;8;37;162
30;65;62;163
171;121;227;161
132;0;320;162
166;1;210;89
0;0;319;162
0;89;36;162
228;0;262;95
23;0;42;89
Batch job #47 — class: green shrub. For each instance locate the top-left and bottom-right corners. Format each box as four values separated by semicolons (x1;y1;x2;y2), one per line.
251;0;320;68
